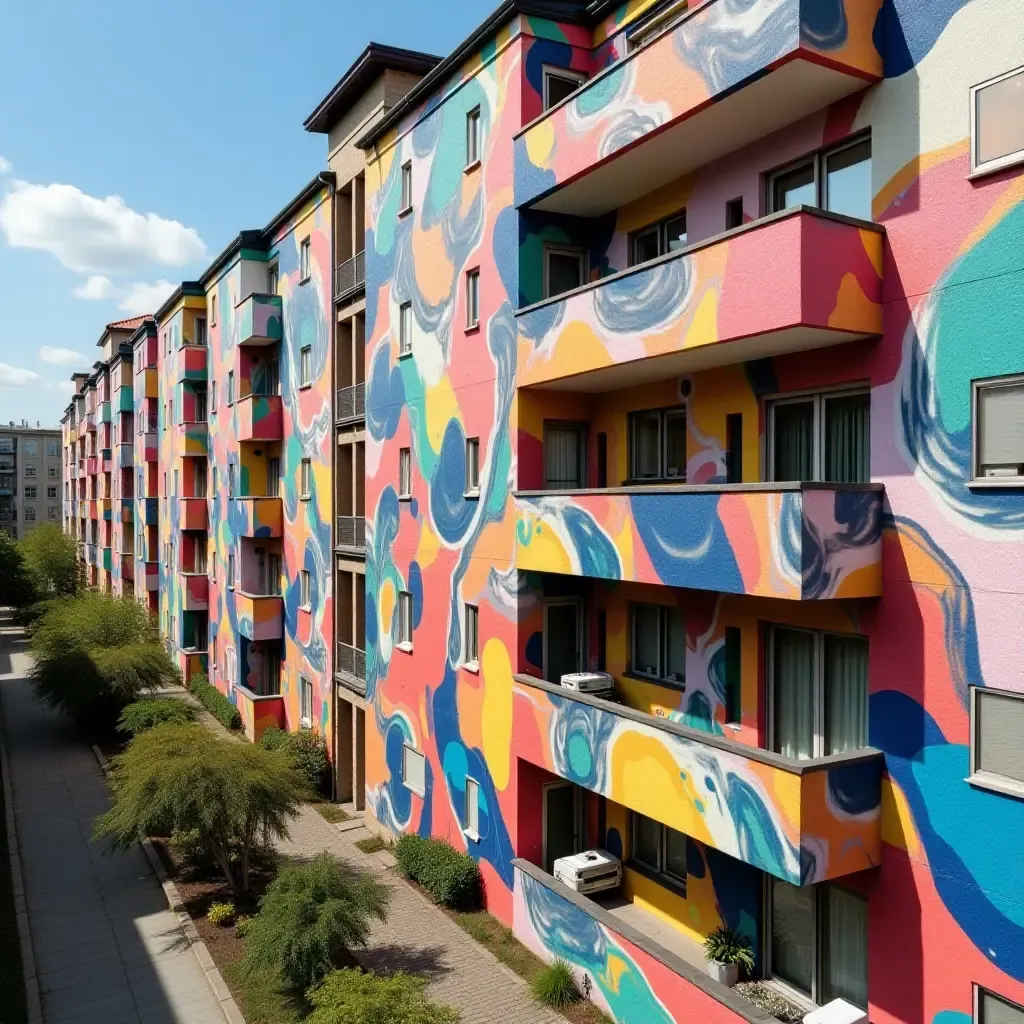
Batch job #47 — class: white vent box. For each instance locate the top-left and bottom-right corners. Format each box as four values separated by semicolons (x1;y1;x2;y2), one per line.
803;1000;867;1024
560;671;614;694
553;850;622;894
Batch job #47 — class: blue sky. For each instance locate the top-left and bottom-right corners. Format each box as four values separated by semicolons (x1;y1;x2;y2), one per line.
0;0;493;427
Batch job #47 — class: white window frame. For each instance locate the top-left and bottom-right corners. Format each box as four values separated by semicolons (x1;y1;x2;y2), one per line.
47;486;57;499
542;64;587;110
47;441;59;457
629;209;688;267
968;685;1024;798
465;437;480;495
299;237;311;281
463;604;479;669
971;373;1024;484
300;676;313;728
227;549;236;589
24;465;36;479
975;985;1024;1024
400;161;413;212
466;106;481;167
542;245;587;300
466;268;480;328
628;406;686;481
402;743;426;796
397;589;413;649
227;371;234;405
24;485;36;500
628;601;686;687
625;0;690;52
300;458;312;499
300;569;312;610
210;294;217;326
970;65;1024;178
398;447;412;499
398;301;413;356
300;345;312;387
267;263;279;295
464;776;481;840
630;812;688;891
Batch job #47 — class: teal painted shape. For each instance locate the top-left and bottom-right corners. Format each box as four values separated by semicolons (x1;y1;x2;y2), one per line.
575;63;625;117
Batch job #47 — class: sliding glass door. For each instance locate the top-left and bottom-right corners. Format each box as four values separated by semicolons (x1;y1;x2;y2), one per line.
768;389;870;483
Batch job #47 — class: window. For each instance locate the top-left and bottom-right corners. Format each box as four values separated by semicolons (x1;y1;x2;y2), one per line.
300;237;311;280
194;317;207;347
400;161;413;211
466;269;480;328
971;66;1024;176
542;65;587;109
543;246;586;299
194;385;207;423
300;345;312;387
399;302;413;355
768;880;867;1009
465;437;480;495
972;375;1024;481
227;549;236;588
300;458;312;498
769;627;868;760
767;388;870;483
48;507;57;521
24;465;36;478
268;552;282;595
464;604;479;667
228;463;236;498
629;407;686;480
24;507;35;521
210;379;216;413
47;441;59;457
212;466;218;497
47;486;57;499
24;486;36;499
267;263;279;295
227;371;234;405
629;211;687;266
267;457;280;497
466;107;481;166
300;569;312;609
210;294;216;327
403;744;426;795
399;447;412;498
625;0;689;51
629;602;686;686
631;813;687;891
300;677;313;728
397;590;413;648
767;136;872;221
969;686;1024;795
464;776;480;838
544;423;586;489
977;988;1024;1024
725;197;744;229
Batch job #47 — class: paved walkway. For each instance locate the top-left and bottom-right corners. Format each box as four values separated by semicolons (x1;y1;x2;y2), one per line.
0;620;227;1024
277;807;563;1024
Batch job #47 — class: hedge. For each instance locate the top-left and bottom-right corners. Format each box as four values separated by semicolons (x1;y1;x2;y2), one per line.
394;835;480;910
187;672;241;731
117;698;197;735
259;727;330;794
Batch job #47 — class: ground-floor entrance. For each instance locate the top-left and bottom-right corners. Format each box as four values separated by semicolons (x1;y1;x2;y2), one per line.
334;684;366;808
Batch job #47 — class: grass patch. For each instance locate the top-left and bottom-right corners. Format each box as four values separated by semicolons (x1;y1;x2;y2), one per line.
0;763;27;1024
355;835;386;854
223;960;306;1024
313;802;350;824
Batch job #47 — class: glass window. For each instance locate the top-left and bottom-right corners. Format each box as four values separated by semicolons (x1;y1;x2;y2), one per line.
47;441;59;457
464;604;479;666
979;989;1024;1024
300;458;312;498
465;776;480;836
768;389;869;483
771;161;816;212
974;375;1024;480
632;603;661;678
466;269;480;328
631;226;661;266
544;247;586;298
770;879;815;996
227;550;236;588
825;139;872;220
465;437;480;494
543;66;586;109
821;886;868;1007
401;161;413;210
629;407;686;480
403;744;425;794
629;211;687;267
664;827;687;882
630;602;685;686
633;813;661;870
664;213;688;251
398;590;413;647
300;345;312;386
300;237;311;280
666;608;686;683
24;486;36;499
228;463;236;498
632;813;688;892
971;686;1024;788
399;447;412;497
300;677;313;727
267;264;279;295
466;107;481;165
544;424;585;489
300;569;311;608
632;413;661;479
227;371;234;405
972;66;1024;175
399;302;413;355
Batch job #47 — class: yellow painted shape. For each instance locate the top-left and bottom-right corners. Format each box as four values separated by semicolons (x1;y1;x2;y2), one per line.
413;223;454;305
681;288;719;350
625;866;710;947
379;578;396;636
519;319;613;386
516;517;575;575
829;271;881;333
415;517;442;569
524;119;555;168
481;639;515;791
604;953;630;994
881;777;922;858
425;380;462;456
860;228;884;280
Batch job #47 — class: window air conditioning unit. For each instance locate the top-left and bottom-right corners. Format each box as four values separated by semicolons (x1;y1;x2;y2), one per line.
803;1000;867;1024
553;850;622;895
560;671;613;694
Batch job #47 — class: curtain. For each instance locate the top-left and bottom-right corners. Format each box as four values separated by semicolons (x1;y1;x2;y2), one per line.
823;887;868;1008
666;608;686;682
825;393;870;483
773;628;815;759
771;880;814;996
545;428;582;489
825;634;869;754
633;604;661;676
772;402;815;481
633;415;661;478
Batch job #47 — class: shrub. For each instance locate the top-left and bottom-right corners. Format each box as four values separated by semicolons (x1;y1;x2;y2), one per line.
259;727;330;794
171;827;216;871
257;726;290;751
306;968;460;1024
207;902;236;926
531;959;580;1010
0;530;35;608
235;915;252;938
188;672;241;731
118;698;197;735
703;926;755;973
240;853;390;992
19;523;82;597
394;835;480;910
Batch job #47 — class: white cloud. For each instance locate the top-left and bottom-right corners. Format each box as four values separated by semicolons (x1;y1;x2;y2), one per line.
72;274;114;300
0;157;11;175
39;345;88;367
0;181;207;274
0;363;43;390
118;279;174;315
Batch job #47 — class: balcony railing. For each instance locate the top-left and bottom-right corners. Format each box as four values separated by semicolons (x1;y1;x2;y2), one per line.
335;383;365;425
236;592;284;641
336;516;365;552
334;251;366;303
234;496;283;538
335;642;366;685
236;394;283;442
179;497;208;531
237;293;283;346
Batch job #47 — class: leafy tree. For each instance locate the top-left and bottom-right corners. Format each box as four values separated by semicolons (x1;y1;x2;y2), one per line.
18;523;81;597
306;969;460;1024
93;724;310;898
241;854;390;991
0;530;36;607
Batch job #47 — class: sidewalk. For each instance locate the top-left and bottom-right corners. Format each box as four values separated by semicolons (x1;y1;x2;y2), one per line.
0;619;227;1024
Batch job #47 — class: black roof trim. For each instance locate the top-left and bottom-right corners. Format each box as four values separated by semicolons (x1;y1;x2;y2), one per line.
199;230;264;288
129;318;158;345
304;43;442;135
154;282;204;323
262;172;335;245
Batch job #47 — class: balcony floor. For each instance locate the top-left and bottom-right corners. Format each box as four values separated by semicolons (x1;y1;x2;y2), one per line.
594;893;706;974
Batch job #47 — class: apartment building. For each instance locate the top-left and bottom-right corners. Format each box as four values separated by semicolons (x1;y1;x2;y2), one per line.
305;42;438;804
130;317;160;613
359;1;1024;1022
0;423;62;539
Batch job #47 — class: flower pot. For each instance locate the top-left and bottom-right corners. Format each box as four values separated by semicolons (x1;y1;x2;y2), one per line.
707;960;739;987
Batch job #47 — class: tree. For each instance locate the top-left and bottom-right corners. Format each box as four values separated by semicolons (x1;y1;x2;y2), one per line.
93;724;311;898
18;523;81;597
0;530;36;607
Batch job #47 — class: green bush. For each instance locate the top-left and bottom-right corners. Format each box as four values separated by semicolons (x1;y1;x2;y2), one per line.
188;673;241;731
531;959;580;1009
207;902;236;927
171;827;216;870
240;853;390;992
259;727;330;794
394;835;480;910
118;699;197;735
306;969;460;1024
703;926;755;973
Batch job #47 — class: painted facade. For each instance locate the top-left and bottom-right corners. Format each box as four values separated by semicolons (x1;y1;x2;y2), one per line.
363;1;1024;1023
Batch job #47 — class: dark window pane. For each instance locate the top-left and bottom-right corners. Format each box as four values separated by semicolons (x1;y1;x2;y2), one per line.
772;401;815;481
826;139;872;220
632;228;661;266
634;814;661;869
664;828;687;880
664;213;687;250
771;879;814;996
666;411;686;477
632;414;661;478
772;162;816;211
546;73;582;109
824;392;870;483
822;887;868;1008
547;252;583;296
633;604;661;677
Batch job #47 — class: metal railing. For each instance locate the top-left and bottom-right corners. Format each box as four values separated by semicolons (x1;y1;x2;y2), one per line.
336;516;365;550
334;251;365;303
335;642;366;682
335;383;365;424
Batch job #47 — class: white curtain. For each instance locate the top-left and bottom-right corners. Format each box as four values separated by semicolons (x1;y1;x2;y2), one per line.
773;629;815;760
772;402;815;481
823;887;868;1008
825;635;868;754
545;428;582;489
825;393;870;483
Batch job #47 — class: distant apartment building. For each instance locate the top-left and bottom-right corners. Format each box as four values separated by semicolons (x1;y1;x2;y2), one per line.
0;423;62;540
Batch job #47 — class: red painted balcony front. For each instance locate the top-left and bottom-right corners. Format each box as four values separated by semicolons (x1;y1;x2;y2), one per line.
236;394;283;442
175;421;208;456
237;293;283;346
517;207;883;389
235;592;284;641
179;497;208;531
143;432;157;462
177;345;208;382
142;561;159;592
86;456;99;476
514;0;881;215
234;497;283;538
179;572;209;610
514;482;884;601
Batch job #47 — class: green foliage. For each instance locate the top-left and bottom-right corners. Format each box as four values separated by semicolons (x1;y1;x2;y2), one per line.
0;531;36;608
703;926;755;972
241;853;390;992
93;724;309;898
18;523;81;597
117;698;197;735
170;827;216;871
207;902;236;926
394;835;481;910
188;672;242;730
355;835;386;855
306;969;460;1024
234;915;253;938
259;727;330;794
531;959;580;1010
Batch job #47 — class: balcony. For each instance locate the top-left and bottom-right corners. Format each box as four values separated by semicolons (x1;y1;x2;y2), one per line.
179;572;209;610
336;516;365;553
235;592;284;641
141;367;158;399
177;345;208;382
142;560;159;592
517;208;883;389
102;452;113;473
232;684;286;744
514;0;881;215
116;441;133;467
85;543;97;565
87;500;97;521
86;456;99;476
100;401;111;424
234;496;283;538
117;552;134;579
237;293;283;346
175;420;209;455
101;547;112;572
176;649;208;685
179;497;208;531
334;251;365;304
144;497;158;526
514;482;883;601
99;498;111;521
513;674;882;883
143;431;157;462
236;394;283;442
117;385;134;413
120;498;134;522
77;500;88;519
335;383;365;425
85;412;97;432
335;642;366;693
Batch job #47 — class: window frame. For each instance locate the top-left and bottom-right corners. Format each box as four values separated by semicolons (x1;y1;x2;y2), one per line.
398;447;412;499
210;294;217;327
227;549;236;589
300;458;312;499
400;161;413;213
976;985;1024;1024
627;405;687;482
464;776;481;840
300;569;312;610
300;345;312;387
628;601;686;688
968;684;1024;797
541;64;587;110
398;301;413;356
543;244;588;300
464;437;480;496
971;373;1024;485
397;590;413;649
628;209;688;267
267;262;279;295
465;106;481;167
765;134;872;219
299;676;313;728
466;268;480;329
625;0;690;52
970;65;1024;178
463;603;479;669
299;237;311;282
630;812;688;893
402;743;426;796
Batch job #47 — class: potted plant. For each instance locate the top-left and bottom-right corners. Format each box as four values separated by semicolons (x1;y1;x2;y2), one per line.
703;926;755;987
